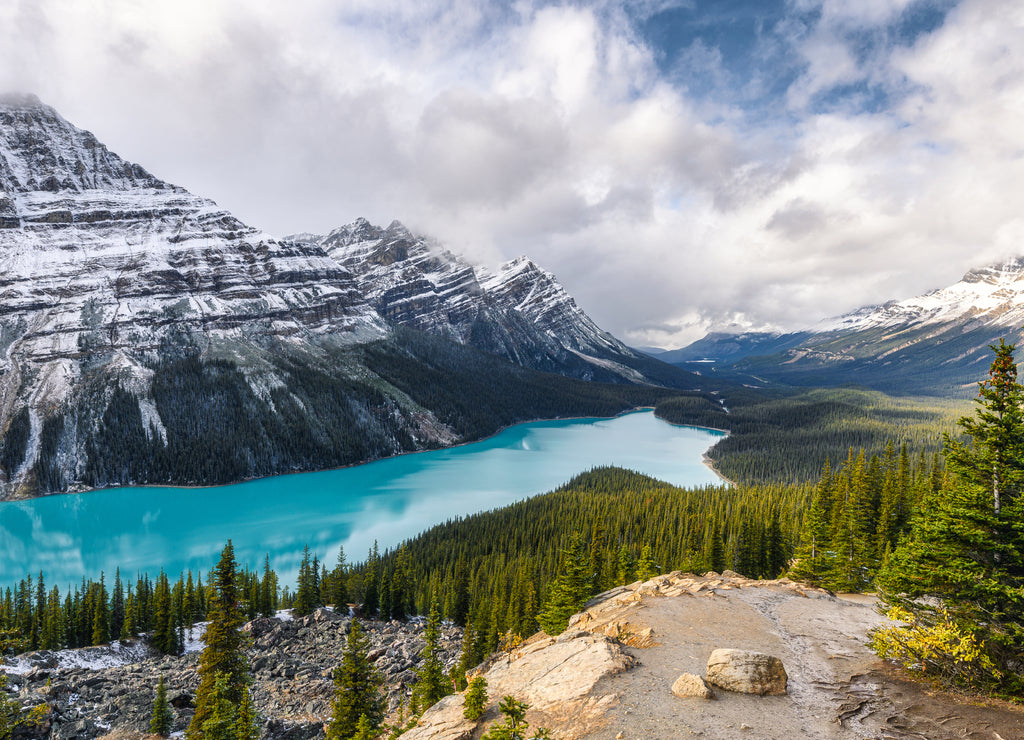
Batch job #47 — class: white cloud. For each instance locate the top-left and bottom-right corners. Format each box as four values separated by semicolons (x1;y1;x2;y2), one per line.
1;0;1022;349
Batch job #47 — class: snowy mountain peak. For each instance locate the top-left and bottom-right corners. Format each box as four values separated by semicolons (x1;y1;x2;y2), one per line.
820;254;1024;333
0;94;169;194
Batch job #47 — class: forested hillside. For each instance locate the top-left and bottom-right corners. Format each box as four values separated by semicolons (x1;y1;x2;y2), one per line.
655;386;963;484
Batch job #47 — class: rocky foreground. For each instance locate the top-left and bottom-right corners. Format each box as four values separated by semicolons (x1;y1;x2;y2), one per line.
4;573;1024;740
2;609;461;739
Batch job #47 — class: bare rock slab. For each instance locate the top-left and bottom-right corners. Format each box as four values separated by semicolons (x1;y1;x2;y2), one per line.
705;648;788;696
671;672;715;700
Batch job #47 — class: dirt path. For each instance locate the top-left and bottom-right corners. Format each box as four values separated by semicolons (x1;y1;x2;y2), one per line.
580;578;1024;740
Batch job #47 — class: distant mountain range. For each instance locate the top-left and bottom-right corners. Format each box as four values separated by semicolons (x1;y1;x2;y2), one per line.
0;94;698;498
665;260;1024;394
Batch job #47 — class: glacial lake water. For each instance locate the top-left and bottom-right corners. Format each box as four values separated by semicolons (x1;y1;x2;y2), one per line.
0;410;725;588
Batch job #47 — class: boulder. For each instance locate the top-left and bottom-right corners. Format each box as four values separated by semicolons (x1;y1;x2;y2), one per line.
671;672;715;700
705;649;787;696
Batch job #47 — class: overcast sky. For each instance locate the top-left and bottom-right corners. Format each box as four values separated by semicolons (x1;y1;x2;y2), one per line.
2;0;1022;348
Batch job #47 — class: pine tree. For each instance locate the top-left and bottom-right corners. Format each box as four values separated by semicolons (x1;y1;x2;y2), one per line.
636;543;658;581
91;573;109;645
150;674;174;737
413;598;449;712
615;543;634;585
199;672;237;740
110;569;125;641
188;541;249;740
874;341;1024;693
351;714;376;740
788;464;833;586
463;676;488;721
326;619;384;739
294;545;319;617
330;545;348;609
235;687;260;740
363;543;380;617
537;532;591;636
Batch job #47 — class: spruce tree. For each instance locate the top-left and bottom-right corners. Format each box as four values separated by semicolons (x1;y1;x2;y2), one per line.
188;541;249;740
537;532;591;636
235;687;260;740
463;676;487;721
91;573;109;645
788;464;833;586
875;341;1024;693
330;545;348;609
150;674;174;737
413;598;449;712
326;619;383;739
294;545;319;617
616;543;634;585
636;543;658;581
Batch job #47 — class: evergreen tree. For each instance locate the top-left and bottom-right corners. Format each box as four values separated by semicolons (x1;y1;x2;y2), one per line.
188;541;249;740
413;598;449;712
199;672;237;740
874;341;1024;693
635;543;658;581
235;687;260;740
537;532;591;636
110;569;125;641
615;544;634;585
351;714;376;740
330;545;348;609
91;573;109;645
150;674;174;737
788;463;834;586
326;619;384;739
463;676;487;721
363;543;380;617
294;545;320;617
259;556;276;618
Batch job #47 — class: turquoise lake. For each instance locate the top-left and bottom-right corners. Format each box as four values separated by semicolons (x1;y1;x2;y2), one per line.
0;410;725;587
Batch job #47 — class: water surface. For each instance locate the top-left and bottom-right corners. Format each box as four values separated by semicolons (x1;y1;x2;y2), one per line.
0;410;724;586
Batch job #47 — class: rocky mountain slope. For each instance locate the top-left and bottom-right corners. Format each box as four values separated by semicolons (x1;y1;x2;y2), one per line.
0;95;697;498
671;259;1024;395
294;219;683;385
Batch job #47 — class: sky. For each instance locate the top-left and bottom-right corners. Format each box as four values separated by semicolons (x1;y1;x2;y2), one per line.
1;0;1022;348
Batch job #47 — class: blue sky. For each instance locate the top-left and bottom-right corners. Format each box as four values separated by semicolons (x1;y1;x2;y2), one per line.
1;0;1021;347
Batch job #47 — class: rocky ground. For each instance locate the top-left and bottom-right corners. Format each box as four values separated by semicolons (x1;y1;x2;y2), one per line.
405;572;1024;740
2;608;462;739
4;574;1024;740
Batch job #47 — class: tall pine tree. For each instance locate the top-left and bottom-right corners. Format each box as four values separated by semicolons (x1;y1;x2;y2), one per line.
187;541;249;739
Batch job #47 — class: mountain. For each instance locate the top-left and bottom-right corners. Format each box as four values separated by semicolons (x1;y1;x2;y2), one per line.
0;95;696;498
674;259;1024;394
293;219;697;387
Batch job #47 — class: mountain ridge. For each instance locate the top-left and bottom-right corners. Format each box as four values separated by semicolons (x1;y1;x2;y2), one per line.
669;256;1024;394
0;95;698;498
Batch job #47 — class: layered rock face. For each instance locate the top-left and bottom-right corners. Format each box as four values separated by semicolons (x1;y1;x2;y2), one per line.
298;219;650;382
0;94;383;379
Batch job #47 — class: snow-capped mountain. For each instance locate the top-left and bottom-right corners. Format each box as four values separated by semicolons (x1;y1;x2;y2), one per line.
295;219;664;384
823;258;1024;333
678;258;1024;394
0;95;696;498
0;94;385;371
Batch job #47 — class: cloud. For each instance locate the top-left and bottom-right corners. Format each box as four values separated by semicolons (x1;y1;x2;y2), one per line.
1;0;1021;349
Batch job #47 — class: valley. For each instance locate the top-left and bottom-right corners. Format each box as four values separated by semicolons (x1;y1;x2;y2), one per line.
1;86;1022;740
